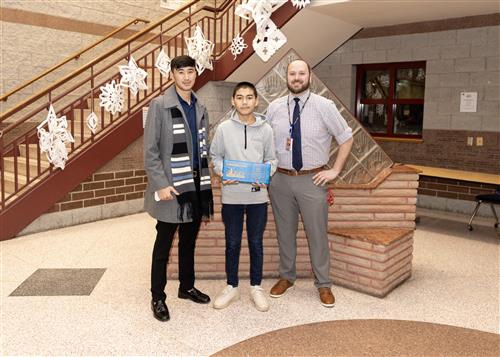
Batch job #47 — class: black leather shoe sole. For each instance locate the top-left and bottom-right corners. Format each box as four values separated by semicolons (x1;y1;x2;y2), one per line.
178;290;210;304
151;304;170;322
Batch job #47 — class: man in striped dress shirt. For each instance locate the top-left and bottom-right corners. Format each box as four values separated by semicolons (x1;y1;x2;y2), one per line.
266;59;354;307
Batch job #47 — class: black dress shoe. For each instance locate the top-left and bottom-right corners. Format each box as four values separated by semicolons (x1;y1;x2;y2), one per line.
151;299;170;321
178;287;211;304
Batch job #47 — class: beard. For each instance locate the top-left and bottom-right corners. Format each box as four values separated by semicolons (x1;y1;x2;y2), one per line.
287;79;310;94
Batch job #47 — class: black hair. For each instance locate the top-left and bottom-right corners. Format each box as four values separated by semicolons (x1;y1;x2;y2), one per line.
171;55;196;70
232;81;257;97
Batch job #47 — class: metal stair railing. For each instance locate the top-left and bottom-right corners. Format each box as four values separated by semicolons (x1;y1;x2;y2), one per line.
0;0;255;209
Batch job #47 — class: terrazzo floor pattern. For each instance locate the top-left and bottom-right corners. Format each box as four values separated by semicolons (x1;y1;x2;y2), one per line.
1;210;499;355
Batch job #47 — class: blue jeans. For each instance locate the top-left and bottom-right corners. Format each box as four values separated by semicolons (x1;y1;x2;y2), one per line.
221;203;268;287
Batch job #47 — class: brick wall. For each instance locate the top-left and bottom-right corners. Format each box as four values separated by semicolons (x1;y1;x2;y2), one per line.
379;130;500;174
315;20;500;175
418;175;498;202
48;169;147;213
166;166;418;279
44;167;418;266
329;230;413;297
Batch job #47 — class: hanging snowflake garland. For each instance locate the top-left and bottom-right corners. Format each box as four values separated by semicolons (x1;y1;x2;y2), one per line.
155;49;171;77
185;25;214;75
37;104;75;170
230;33;248;59
86;111;99;134
119;57;148;96
291;0;310;9
99;80;124;115
252;21;287;62
235;0;285;29
234;0;288;62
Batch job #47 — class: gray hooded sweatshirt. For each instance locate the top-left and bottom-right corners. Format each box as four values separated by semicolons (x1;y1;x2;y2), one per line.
210;110;277;204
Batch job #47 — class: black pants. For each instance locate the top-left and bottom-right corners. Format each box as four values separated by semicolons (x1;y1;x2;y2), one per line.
150;173;201;301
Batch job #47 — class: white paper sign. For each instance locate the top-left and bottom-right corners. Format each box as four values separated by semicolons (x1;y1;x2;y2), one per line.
142;106;149;129
460;92;477;113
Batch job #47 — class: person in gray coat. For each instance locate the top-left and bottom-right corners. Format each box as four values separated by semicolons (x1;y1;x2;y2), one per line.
144;55;213;322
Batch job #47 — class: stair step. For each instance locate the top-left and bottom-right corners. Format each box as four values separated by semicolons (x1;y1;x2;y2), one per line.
18;143;73;161
19;143;43;159
3;156;50;174
1;170;29;195
1;170;44;198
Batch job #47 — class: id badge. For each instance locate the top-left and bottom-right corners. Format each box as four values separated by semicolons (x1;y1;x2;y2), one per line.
285;137;293;151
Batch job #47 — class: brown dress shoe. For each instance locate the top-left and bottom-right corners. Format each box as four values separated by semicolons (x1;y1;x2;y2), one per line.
318;287;335;307
270;279;294;298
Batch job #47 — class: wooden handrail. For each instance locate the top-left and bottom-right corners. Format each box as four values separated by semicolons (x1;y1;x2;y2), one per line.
0;0;239;122
0;17;150;102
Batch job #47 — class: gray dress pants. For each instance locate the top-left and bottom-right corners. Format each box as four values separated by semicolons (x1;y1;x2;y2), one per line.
269;171;332;288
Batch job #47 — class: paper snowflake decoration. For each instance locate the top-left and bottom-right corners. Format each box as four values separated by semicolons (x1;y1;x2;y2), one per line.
86;111;99;134
235;0;287;62
185;25;215;75
235;0;285;29
155;49;171;77
99;80;124;115
252;22;287;62
119;57;148;96
230;33;248;59
37;104;75;170
291;0;310;9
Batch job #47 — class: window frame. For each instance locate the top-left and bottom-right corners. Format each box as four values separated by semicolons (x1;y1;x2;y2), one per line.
355;61;426;139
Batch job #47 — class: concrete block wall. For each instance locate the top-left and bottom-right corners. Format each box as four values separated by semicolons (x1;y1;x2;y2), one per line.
0;22;113;111
1;1;164;99
0;0;217;111
314;24;500;175
2;1;167;25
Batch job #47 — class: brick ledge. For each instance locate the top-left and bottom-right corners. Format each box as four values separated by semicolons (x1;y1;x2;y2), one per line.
328;228;413;246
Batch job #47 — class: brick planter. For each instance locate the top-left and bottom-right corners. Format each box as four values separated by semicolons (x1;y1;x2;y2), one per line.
329;228;414;297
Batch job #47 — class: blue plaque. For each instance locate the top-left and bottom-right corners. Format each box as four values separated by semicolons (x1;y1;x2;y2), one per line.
222;159;271;185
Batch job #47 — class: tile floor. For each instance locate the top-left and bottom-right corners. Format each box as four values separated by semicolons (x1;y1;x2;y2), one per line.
1;209;499;355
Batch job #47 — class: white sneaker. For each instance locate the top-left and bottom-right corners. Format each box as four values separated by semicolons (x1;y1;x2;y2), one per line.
250;285;269;312
213;285;240;309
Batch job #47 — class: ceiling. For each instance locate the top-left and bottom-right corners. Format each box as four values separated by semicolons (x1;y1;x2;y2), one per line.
309;0;499;27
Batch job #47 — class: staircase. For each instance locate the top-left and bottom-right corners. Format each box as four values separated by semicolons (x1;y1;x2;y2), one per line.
0;0;300;240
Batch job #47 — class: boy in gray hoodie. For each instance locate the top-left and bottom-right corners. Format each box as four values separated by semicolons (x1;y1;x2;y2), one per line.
210;82;277;312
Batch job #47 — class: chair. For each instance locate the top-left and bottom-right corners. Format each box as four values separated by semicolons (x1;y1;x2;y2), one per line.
467;186;500;231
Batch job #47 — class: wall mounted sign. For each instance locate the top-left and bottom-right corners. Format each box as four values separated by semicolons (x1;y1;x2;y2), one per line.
460;92;478;113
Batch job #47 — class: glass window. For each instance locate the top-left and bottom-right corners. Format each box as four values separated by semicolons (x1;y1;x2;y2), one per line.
363;70;390;99
356;62;425;138
395;68;425;99
360;104;387;134
393;104;423;136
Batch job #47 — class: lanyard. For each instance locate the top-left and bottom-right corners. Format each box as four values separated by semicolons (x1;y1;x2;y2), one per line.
287;92;311;130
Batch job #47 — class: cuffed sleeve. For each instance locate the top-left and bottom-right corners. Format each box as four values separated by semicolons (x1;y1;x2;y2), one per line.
324;99;353;145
